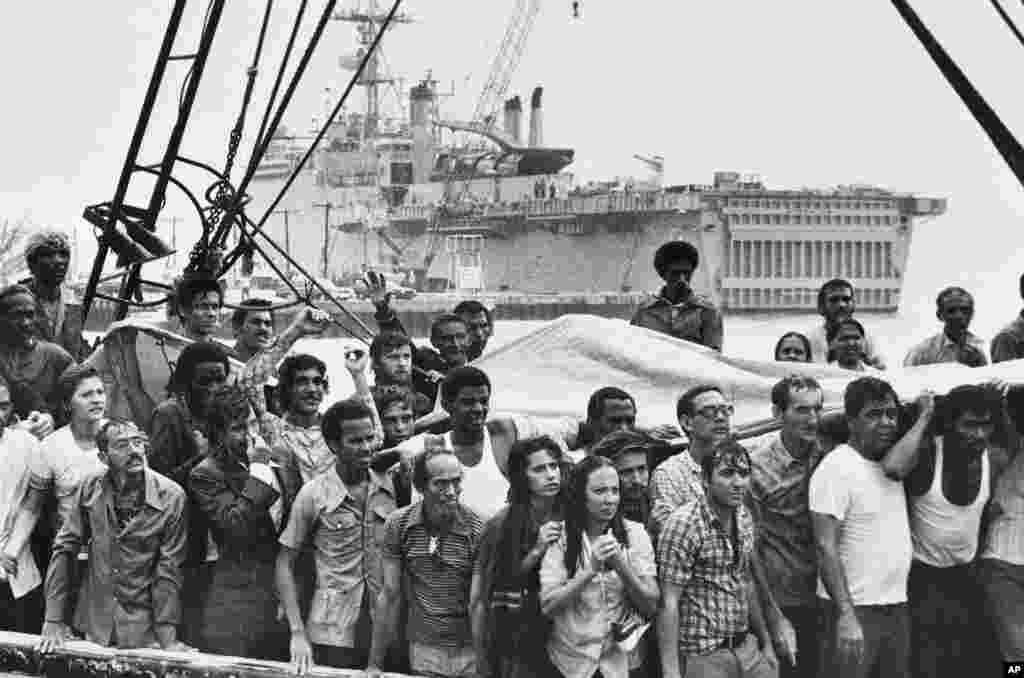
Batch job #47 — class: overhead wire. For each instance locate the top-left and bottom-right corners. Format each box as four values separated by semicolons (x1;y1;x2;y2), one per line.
989;0;1024;49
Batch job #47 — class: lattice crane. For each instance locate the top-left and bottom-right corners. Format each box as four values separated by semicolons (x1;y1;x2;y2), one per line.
471;0;541;134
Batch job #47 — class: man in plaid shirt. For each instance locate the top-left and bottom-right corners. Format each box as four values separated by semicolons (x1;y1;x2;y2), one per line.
656;439;778;678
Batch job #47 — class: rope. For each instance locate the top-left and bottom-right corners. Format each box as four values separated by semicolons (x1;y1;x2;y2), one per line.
989;0;1024;49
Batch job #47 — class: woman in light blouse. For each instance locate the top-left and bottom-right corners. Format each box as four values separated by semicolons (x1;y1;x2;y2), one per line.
539;455;659;678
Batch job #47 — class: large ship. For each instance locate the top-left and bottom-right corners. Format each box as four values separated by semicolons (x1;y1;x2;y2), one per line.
245;4;947;313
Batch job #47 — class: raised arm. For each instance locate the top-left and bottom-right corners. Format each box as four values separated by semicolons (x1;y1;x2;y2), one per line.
881;392;935;481
189;461;279;545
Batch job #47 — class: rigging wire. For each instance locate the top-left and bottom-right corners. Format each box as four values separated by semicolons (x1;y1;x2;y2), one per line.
989;0;1024;49
253;0;405;232
246;0;311;180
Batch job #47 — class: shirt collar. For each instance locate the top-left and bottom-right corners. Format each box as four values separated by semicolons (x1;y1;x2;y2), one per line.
94;470;166;511
322;464;396;514
406;500;471;536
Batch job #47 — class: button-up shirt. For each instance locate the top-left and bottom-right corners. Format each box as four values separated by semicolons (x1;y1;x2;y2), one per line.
44;470;187;648
28;426;106;534
279;466;398;648
382;501;485;648
749;432;824;608
903;330;988;367
656;498;755;655
648;451;703;540
540;521;656;678
630;290;724;351
990;311;1024;364
0;428;42;598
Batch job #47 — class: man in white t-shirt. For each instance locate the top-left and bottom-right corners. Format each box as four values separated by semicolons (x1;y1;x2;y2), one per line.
809;376;922;678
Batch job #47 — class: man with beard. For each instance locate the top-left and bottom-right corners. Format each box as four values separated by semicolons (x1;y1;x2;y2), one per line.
277;398;399;673
810;377;929;678
630;241;724;351
903;287;988;367
0;284;72;437
749;376;828;678
880;383;1003;678
37;420;190;652
806;279;885;368
365;447;485;678
370;332;433;418
392;366;582;519
190;384;298;660
19;230;88;360
365;272;494;362
591;429;668;525
657;440;778;678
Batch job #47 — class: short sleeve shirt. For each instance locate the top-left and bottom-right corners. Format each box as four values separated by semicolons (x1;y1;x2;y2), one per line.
29;426;106;533
382;502;485;648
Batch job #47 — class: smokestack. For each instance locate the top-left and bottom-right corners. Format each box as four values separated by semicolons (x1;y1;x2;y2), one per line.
507;96;522;144
410;81;436;184
529;86;543;147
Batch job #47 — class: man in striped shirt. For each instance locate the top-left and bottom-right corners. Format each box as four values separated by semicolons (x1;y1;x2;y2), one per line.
365;446;485;678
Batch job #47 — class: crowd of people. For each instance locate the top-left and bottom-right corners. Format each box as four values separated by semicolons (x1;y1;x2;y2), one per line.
0;232;1021;678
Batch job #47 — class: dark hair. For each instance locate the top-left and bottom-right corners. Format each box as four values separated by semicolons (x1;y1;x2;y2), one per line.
0;284;33;312
586;387;636;422
374;387;417;417
826;318;865;344
506;435;566;506
96;418;142;454
773;332;812;362
653;241;699;278
204;384;252;455
58;364;103;407
676;384;723;420
411;442;457;492
169;342;231;395
441;366;491;404
231;298;274;330
938;384;1004;436
935;286;972;310
322;398;376;444
276;354;328;412
177;277;223;310
844;376;900;419
1019;273;1024;302
699;437;752;479
453;300;493;325
370;331;415;364
430;313;467;340
563;455;628;578
591;429;667;466
770;375;822;411
817;278;854;316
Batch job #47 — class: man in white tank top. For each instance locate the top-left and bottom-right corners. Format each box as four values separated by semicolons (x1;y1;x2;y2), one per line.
886;384;1001;678
393;366;582;519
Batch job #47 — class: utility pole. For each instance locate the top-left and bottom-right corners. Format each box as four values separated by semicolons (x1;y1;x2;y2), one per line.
272;208;298;273
313;202;337;279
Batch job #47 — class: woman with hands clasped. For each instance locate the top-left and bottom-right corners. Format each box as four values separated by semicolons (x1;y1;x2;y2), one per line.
539;455;659;678
471;436;569;678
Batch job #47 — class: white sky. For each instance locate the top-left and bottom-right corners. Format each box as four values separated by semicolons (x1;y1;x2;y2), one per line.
1;0;1023;327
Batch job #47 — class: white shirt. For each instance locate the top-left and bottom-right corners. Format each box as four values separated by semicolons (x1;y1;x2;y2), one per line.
809;444;912;605
909;438;989;567
807;322;885;367
29;426;106;532
0;428;43;597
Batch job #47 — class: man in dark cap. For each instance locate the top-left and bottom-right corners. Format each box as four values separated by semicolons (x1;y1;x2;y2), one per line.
630;240;723;351
19;229;88;360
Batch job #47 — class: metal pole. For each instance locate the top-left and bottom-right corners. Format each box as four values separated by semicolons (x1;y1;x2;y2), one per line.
314;202;333;279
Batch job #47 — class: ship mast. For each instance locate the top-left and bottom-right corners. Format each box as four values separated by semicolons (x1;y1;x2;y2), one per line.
332;1;413;140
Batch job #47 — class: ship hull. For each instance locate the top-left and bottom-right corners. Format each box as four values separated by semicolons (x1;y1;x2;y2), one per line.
244;170;940;313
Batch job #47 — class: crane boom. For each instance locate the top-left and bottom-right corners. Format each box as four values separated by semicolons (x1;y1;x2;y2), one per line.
470;0;541;131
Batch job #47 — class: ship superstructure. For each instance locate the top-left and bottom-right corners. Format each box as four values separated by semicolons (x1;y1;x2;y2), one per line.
245;6;946;312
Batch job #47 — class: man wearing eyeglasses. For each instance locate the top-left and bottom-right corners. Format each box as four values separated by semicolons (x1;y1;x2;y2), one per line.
806;279;885;369
37;420;190;652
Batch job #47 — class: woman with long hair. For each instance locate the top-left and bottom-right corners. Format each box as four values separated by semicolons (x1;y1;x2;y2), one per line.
471;435;568;678
539;455;659;678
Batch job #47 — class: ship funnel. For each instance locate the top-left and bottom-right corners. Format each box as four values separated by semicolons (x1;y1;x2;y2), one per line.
410;80;436;184
529;86;543;147
506;96;522;144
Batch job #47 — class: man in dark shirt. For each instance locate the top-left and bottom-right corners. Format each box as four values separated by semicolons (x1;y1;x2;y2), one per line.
991;273;1024;363
173;277;224;343
38;420;189;652
19;230;88;361
630;240;724;351
0;284;72;437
